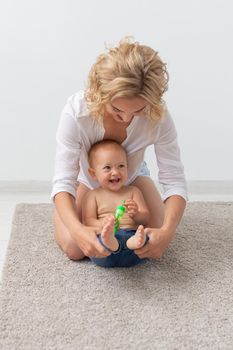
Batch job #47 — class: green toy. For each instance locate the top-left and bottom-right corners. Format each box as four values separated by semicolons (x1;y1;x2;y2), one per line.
114;200;126;234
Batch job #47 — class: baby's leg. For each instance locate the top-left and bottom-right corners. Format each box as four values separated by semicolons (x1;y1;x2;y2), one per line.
101;216;119;252
126;225;147;250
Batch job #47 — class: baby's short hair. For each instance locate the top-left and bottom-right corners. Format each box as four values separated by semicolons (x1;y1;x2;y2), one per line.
88;139;127;167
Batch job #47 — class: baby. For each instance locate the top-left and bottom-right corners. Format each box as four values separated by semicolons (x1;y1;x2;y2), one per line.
82;139;150;267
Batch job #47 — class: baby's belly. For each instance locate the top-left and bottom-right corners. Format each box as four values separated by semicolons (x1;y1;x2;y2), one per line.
119;216;137;230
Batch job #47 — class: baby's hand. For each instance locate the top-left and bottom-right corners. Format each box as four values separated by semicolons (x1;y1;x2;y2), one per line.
125;199;139;218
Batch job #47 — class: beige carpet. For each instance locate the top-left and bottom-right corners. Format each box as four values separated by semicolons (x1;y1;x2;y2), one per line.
0;202;233;350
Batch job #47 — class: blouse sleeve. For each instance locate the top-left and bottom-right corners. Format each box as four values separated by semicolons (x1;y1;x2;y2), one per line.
154;109;188;202
51;96;82;201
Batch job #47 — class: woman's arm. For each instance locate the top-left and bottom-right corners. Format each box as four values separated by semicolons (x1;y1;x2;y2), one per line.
154;109;188;203
53;95;110;258
54;192;83;236
51;96;82;201
134;108;187;259
162;195;186;235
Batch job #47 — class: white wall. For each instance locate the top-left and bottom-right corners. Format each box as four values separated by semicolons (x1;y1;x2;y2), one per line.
0;0;232;182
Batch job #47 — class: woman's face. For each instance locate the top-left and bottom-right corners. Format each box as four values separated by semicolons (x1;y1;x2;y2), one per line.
104;96;147;124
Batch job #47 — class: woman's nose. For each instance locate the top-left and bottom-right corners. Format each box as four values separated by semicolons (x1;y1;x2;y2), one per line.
122;113;133;122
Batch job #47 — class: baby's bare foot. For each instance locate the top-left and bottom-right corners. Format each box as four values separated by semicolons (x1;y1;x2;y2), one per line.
126;225;146;250
101;216;119;252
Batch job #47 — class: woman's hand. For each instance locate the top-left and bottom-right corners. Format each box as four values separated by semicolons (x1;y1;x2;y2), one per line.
73;224;111;258
125;199;139;218
134;227;174;259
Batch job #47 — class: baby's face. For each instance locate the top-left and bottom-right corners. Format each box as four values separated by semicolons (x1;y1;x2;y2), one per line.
91;146;128;192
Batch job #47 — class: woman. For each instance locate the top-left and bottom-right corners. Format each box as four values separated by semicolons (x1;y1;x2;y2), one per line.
51;37;187;261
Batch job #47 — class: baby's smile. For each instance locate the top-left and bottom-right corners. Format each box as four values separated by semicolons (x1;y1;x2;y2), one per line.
109;178;121;183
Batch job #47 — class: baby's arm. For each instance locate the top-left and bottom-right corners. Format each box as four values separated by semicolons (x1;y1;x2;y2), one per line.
125;187;150;226
82;191;103;232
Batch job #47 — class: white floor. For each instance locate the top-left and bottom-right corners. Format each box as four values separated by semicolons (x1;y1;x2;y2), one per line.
1;181;233;281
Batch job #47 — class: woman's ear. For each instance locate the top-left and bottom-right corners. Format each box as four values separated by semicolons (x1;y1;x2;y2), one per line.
88;167;97;180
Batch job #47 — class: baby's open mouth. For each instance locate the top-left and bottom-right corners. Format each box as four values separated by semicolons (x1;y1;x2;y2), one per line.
109;178;120;183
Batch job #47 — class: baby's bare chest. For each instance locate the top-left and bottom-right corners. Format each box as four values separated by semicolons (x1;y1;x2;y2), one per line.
96;189;133;216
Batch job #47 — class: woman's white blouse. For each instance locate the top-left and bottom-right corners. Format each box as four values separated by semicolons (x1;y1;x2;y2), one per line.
51;91;188;202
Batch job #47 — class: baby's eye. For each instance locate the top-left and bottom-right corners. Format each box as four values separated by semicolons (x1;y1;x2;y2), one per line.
103;165;111;171
118;164;125;169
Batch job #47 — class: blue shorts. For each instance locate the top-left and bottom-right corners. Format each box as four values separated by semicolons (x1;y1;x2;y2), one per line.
137;161;150;177
90;229;149;268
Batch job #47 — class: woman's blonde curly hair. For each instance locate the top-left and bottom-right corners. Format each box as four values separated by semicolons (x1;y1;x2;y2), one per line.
85;37;169;122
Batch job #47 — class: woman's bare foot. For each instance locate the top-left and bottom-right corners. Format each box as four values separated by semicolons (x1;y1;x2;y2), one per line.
126;225;147;250
101;216;119;252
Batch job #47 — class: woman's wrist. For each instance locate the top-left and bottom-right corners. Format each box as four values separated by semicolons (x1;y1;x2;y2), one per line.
161;195;186;237
161;219;178;236
70;220;84;236
160;225;176;239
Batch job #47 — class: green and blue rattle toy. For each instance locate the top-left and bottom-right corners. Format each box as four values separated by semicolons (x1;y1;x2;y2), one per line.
114;200;126;234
